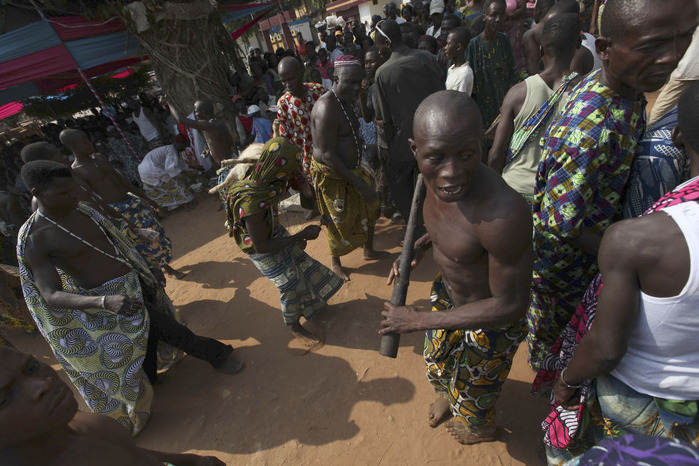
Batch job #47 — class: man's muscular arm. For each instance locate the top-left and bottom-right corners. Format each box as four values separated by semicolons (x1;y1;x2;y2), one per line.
312;99;376;202
488;81;526;174
24;235;136;315
553;219;642;407
523;29;541;77
167;102;216;132
381;197;533;333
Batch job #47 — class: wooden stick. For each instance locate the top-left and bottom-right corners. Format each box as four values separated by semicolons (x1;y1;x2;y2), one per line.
380;174;425;358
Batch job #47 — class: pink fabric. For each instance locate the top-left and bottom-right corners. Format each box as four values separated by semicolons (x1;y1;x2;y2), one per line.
506;0;518;13
50;15;125;41
0;45;77;89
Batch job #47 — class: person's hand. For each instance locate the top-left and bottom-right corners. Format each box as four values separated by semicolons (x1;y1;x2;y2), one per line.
299;224;322;241
193;455;226;466
104;295;142;316
357;181;377;204
379;302;424;334
386;243;425;286
374;118;384;130
202;149;212;159
553;377;581;410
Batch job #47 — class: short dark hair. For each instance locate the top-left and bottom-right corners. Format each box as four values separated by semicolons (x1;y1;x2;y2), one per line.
485;0;506;11
21;160;72;192
20;142;55;163
678;80;699;154
376;19;402;44
448;26;471;47
547;0;579;17
541;13;580;59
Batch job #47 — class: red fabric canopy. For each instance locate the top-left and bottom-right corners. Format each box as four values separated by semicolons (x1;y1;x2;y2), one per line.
2;45;78;89
49;16;125;41
0;101;24;119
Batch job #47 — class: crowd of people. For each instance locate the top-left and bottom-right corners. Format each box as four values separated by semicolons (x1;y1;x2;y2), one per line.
2;0;699;464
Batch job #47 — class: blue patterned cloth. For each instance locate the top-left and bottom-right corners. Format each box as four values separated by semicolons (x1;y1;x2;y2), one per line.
623;107;690;218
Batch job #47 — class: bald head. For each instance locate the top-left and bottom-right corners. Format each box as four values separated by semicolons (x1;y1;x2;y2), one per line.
600;0;655;39
193;99;214;120
414;90;482;138
278;56;303;75
59;129;89;151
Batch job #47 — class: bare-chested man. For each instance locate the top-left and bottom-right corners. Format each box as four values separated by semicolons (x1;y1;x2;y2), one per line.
0;346;224;465
380;91;532;445
310;55;384;281
58;129;185;279
17;161;242;434
166;98;235;167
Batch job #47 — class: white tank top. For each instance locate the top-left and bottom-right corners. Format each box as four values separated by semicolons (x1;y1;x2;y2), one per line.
132;107;160;142
581;33;603;73
612;202;699;400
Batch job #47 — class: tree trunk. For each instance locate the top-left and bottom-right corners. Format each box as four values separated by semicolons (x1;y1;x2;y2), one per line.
120;0;241;142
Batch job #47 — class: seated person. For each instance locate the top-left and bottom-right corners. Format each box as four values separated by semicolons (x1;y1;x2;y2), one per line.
0;346;224;465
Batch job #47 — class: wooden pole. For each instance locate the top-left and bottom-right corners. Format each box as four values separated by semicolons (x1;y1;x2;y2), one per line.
380;174;424;358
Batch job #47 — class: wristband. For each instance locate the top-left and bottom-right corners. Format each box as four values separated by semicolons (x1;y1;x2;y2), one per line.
560;367;582;389
100;296;107;309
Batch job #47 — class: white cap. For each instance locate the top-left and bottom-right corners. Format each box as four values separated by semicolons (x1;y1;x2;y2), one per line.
247;105;260;115
430;0;444;15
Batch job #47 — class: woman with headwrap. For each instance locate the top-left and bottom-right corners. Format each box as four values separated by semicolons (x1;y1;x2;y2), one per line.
225;138;344;345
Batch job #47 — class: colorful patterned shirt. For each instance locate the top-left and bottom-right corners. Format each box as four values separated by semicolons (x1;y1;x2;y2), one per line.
277;82;326;173
532;70;646;295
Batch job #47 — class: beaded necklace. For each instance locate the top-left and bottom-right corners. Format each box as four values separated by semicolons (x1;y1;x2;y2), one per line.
331;88;363;168
37;211;132;269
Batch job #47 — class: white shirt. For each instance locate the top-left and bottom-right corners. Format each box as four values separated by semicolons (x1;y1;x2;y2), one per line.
138;144;186;186
611;201;699;400
446;63;474;96
395;16;406;24
426;25;441;38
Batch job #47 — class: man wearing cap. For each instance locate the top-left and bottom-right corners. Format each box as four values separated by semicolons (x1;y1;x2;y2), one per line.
248;105;273;144
311;55;384;281
373;19;444;226
426;0;445;38
276;56;327;178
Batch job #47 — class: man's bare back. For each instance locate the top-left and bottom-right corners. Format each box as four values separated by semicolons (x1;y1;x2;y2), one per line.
72;153;130;204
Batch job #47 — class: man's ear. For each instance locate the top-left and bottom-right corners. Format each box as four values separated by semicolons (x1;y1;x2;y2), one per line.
596;36;611;62
409;138;418;159
672;125;685;150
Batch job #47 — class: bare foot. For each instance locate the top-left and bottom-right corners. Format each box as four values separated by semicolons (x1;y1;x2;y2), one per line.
428;398;452;428
163;265;187;279
331;257;350;281
444;419;498;445
363;248;390;260
291;322;323;348
215;357;244;375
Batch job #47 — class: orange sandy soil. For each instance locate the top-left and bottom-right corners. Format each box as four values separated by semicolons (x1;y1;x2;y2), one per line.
9;194;551;466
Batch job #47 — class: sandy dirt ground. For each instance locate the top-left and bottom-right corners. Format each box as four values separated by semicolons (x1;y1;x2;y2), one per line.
9;194;552;466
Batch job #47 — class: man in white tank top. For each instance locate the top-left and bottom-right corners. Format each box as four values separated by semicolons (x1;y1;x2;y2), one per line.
553;80;699;448
126;97;165;150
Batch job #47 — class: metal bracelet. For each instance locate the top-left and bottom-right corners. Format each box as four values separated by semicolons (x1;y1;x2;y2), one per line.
100;295;107;309
560;367;583;389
